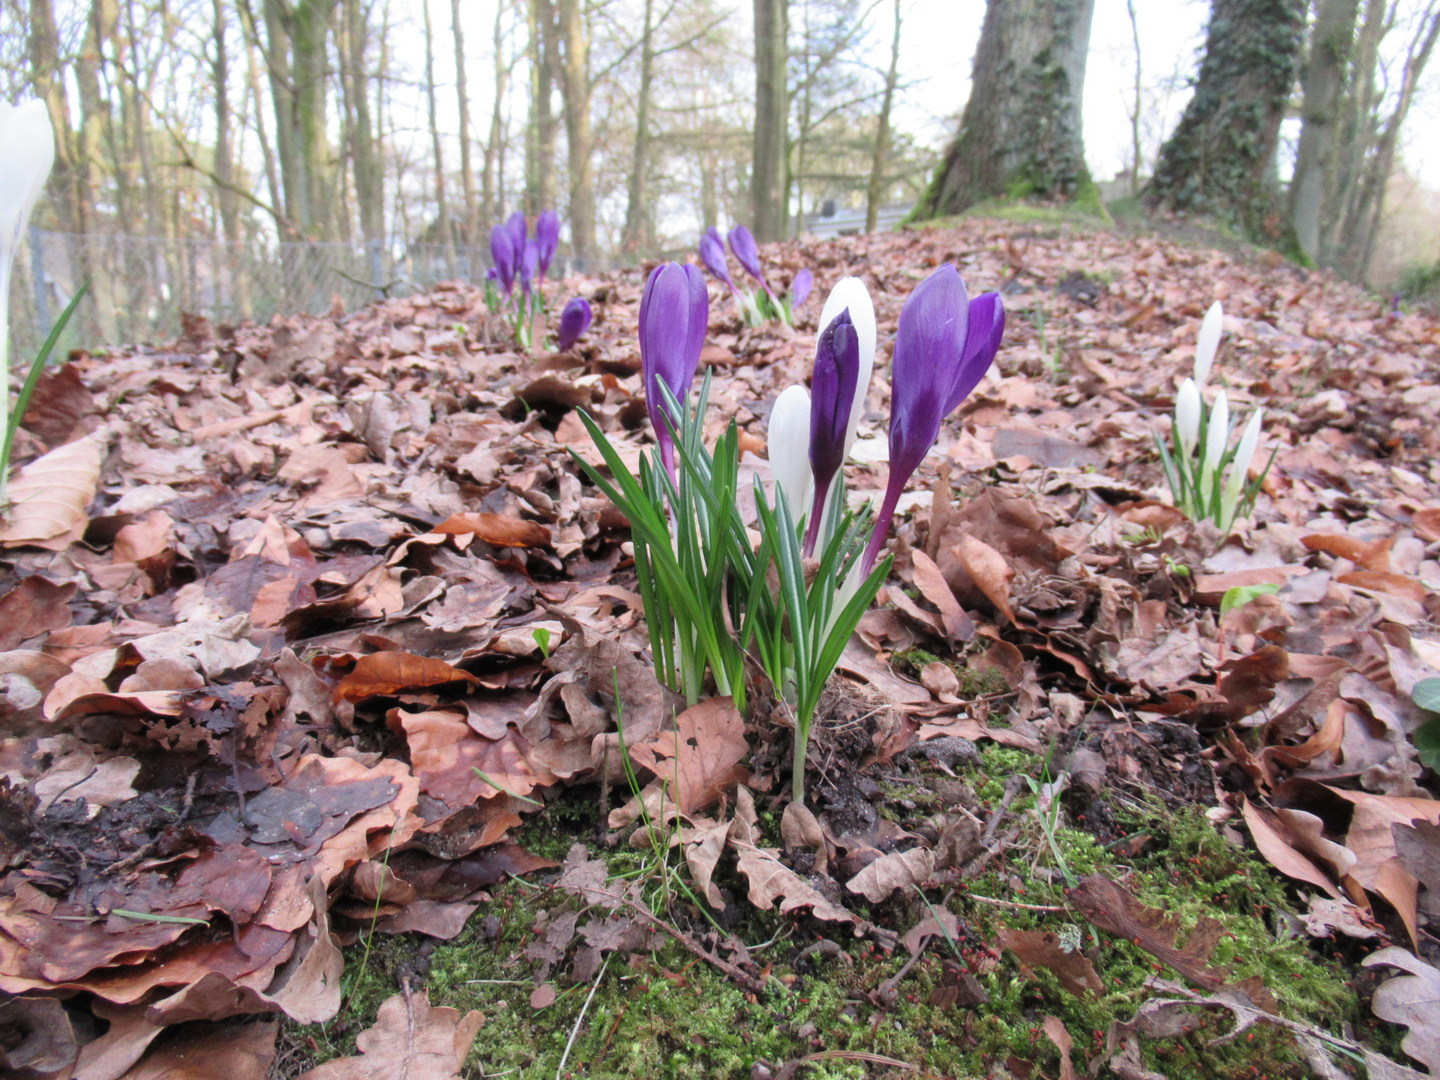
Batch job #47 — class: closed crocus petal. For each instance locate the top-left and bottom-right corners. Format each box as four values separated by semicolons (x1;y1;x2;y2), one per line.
1194;300;1223;386
817;277;876;457
520;239;540;292
727;224;774;296
506;210;526;255
1205;387;1230;471
490;224;516;295
557;297;592;351
943;291;1005;416
804;310;860;555
791;268;813;309
1175;378;1202;452
639;262;708;475
862;265;970;572
699;228;734;289
0;100;55;370
1220;407;1264;527
768;384;813;518
535;211;560;278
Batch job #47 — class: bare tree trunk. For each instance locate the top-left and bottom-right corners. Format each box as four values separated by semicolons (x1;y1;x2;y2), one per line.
341;0;384;243
423;0;452;250
1125;0;1143;194
542;0;597;259
262;0;340;239
1290;0;1361;262
864;0;901;233
1145;0;1306;243
482;0;511;223
526;0;557;214
914;0;1097;220
751;0;788;241
213;0;242;242
245;30;285;221
451;0;477;242
29;0;83;232
621;0;656;253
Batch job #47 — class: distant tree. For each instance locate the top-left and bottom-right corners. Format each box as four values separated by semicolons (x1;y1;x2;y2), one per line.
912;0;1097;220
751;0;788;240
1145;0;1307;242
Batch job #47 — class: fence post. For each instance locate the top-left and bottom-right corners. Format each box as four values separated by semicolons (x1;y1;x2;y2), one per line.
30;225;50;340
368;238;385;300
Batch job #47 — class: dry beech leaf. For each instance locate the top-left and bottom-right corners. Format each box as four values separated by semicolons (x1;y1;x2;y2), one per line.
730;788;858;929
624;697;749;818
334;651;480;703
1364;948;1440;1074
910;549;973;640
1301;532;1393;572
1042;1016;1078;1080
431;512;552;549
1240;798;1343;899
294;990;482;1080
0;435;103;546
996;926;1104;999
118;1021;277;1080
951;534;1015;623
1412;509;1440;544
845;847;934;903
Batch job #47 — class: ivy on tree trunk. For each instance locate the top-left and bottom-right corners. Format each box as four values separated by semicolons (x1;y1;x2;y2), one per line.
912;0;1097;221
1144;0;1307;245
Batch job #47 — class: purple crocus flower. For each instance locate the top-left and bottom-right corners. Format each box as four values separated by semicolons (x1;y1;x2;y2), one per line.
639;262;708;476
727;224;776;299
520;239;540;297
699;227;735;290
557;297;592;351
506;211;527;256
803;309;859;555
861;265;1005;572
791;268;813;310
490;224;517;296
536;210;560;280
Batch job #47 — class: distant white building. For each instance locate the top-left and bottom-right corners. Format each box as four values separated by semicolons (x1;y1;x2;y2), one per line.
802;201;912;238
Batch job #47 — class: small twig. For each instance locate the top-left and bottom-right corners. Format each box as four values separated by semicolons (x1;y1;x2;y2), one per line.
961;893;1068;914
556;952;611;1080
981;774;1026;847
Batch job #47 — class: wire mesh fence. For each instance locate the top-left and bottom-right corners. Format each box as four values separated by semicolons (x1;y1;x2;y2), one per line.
5;229;623;359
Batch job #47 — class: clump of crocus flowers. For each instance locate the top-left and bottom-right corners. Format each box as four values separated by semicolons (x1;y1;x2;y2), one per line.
699;224;811;328
1157;301;1270;533
486;209;560;348
570;260;1005;802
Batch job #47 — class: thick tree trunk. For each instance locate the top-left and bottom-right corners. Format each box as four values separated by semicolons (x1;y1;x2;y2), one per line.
262;0;340;239
542;0;597;259
341;0;383;244
914;0;1096;220
451;0;477;242
423;0;452;249
864;0;902;233
482;0;510;225
1144;0;1307;241
526;0;557;215
1324;0;1386;267
212;0;241;242
1290;0;1361;262
621;0;656;254
751;0;788;241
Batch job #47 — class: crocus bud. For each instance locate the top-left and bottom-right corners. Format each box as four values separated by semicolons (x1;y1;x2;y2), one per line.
506;211;527;256
699;227;734;289
639;262;708;476
0;100;54;355
768;384;813;518
804;310;860;555
946;292;1005;415
1205;387;1230;472
791;269;813;310
557;297;592;351
1194;301;1223;386
520;239;540;294
490;224;516;296
1220;407;1264;527
817;278;876;458
862;264;1002;572
535;210;560;279
727;224;774;298
1174;378;1201;452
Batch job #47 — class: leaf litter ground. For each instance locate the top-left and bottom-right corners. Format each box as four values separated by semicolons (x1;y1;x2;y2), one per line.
4;217;1440;1078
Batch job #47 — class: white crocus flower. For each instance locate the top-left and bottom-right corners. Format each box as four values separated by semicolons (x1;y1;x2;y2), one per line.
817;276;875;458
1194;300;1223;387
1204;387;1229;471
0;99;56;502
767;384;813;519
1174;377;1201;453
1220;407;1264;529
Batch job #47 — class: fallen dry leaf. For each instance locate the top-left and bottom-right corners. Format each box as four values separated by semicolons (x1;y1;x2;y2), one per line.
1364;948;1440;1074
996;926;1104;999
0;435;104;546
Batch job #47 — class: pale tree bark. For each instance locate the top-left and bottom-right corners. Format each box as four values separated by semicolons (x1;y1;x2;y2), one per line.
340;0;384;243
541;0;597;260
1290;0;1361;262
751;0;788;241
1325;0;1387;265
213;0;242;242
422;0;452;247
482;0;513;224
1145;0;1307;243
914;0;1097;220
29;0;83;232
526;0;557;214
451;0;477;241
864;0;902;233
621;0;658;253
1125;0;1142;194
